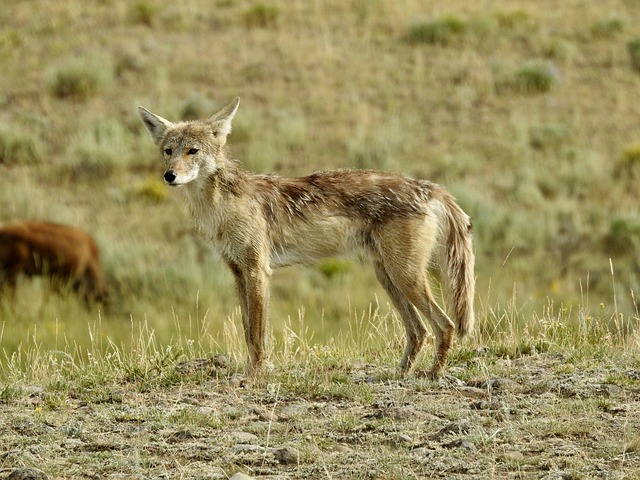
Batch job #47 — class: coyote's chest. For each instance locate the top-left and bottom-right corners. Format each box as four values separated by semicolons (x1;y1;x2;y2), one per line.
182;180;371;269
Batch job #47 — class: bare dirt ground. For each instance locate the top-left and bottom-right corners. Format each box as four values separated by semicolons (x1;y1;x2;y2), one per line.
1;351;639;479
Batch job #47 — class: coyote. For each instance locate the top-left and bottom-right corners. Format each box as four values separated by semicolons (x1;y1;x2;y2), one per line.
0;221;109;304
139;98;475;377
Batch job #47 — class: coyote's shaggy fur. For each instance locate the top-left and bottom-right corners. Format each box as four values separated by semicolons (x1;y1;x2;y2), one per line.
0;221;109;304
139;98;475;377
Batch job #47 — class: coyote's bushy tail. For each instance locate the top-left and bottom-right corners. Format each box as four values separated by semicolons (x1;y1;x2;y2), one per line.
439;192;475;337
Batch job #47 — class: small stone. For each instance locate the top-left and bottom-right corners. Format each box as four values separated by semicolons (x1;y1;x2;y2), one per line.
230;444;266;455
279;403;309;420
438;374;466;387
431;421;470;439
252;405;278;422
470;400;500;410
456;386;490;399
333;444;352;453
481;377;519;392
6;468;49;480
410;447;434;458
166;429;195;443
230;431;259;444
174;354;233;375
503;450;525;461
230;473;254;480
385;433;413;446
474;347;489;356
595;384;623;398
22;385;44;396
273;446;299;464
626;370;640;380
443;438;474;450
540;472;573;480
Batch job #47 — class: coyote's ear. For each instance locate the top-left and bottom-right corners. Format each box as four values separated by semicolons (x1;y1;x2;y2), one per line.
138;107;173;145
209;97;240;145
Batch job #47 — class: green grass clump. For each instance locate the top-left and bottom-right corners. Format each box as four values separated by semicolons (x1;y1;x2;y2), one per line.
64;119;129;180
0;127;42;165
591;16;624;38
615;144;640;179
46;58;112;100
493;9;534;30
243;3;280;28
317;259;351;279
513;60;558;94
347;118;404;170
180;94;216;121
130;0;159;27
137;177;168;203
528;123;569;151
604;214;640;255
406;16;466;45
628;38;640;71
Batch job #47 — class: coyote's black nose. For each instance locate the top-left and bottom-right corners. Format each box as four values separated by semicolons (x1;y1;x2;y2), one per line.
164;170;176;183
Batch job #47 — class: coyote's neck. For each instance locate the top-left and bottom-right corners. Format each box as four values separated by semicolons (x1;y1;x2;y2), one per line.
182;152;248;239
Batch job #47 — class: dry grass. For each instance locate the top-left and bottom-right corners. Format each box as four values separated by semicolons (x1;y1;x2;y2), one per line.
1;304;639;478
0;0;639;389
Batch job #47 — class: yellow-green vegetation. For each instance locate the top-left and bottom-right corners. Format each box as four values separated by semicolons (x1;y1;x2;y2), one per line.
1;305;639;478
0;0;640;403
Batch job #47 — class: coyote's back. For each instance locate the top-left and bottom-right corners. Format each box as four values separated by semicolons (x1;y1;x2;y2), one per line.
139;98;475;377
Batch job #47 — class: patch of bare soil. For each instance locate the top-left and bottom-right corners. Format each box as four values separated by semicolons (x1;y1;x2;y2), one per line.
1;352;639;479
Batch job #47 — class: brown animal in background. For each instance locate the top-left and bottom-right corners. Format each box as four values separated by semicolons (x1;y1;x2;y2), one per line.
0;221;109;304
139;98;475;378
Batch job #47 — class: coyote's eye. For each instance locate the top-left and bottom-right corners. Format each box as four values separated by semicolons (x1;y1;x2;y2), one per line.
164;148;172;155
187;148;199;155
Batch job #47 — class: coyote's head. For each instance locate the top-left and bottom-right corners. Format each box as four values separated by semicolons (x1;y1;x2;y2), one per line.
138;98;240;186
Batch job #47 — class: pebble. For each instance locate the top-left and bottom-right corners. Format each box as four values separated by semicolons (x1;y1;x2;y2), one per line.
469;400;501;410
333;444;352;453
252;405;278;422
273;446;299;464
279;403;309;420
230;444;266;455
503;450;525;461
229;431;259;444
456;386;490;399
481;377;519;392
595;384;623;398
540;472;573;480
431;421;470;439
410;447;434;458
229;473;254;480
6;468;49;480
166;429;195;443
442;438;474;450
174;354;233;375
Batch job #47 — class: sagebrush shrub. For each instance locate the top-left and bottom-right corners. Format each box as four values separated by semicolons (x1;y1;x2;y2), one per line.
406;16;466;45
514;60;558;94
243;3;280;28
47;59;112;100
0;127;42;165
628;38;640;71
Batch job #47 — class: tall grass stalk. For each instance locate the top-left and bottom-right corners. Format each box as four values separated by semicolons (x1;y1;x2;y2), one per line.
1;283;639;385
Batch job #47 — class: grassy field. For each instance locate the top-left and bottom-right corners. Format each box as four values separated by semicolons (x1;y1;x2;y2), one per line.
1;1;640;476
1;308;639;479
1;0;640;352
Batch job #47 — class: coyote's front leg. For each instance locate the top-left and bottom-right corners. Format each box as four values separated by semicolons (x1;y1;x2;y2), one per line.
228;260;270;373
